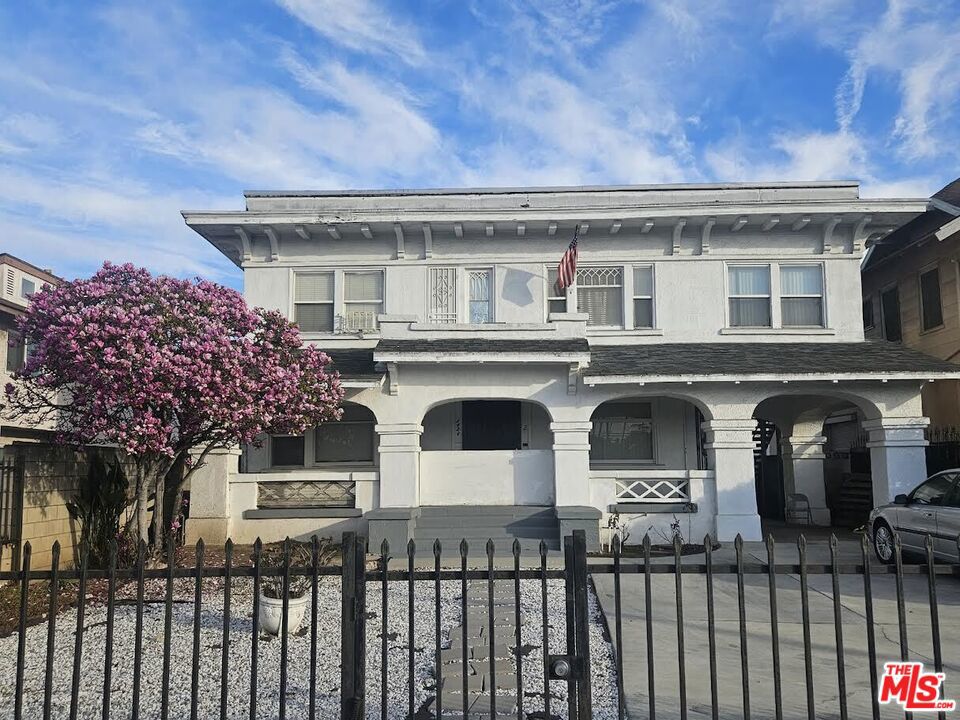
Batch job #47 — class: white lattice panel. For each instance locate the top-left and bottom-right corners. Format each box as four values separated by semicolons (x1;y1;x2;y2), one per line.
615;478;690;502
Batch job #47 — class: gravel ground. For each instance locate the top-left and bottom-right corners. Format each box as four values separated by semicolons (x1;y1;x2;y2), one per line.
0;575;619;719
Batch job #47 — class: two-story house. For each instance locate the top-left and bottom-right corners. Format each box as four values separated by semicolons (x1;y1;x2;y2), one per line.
182;183;959;551
862;178;960;430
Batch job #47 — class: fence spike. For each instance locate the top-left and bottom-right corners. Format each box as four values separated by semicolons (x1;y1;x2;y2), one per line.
486;538;495;558
433;538;442;557
460;538;468;557
513;537;521;558
381;538;390;558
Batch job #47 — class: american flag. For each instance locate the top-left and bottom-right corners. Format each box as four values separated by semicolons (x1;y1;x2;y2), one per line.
556;224;580;291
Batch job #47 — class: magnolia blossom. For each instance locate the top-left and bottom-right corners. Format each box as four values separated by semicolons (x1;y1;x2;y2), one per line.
6;261;344;457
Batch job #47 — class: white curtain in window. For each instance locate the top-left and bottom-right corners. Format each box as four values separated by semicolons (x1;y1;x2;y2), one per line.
345;271;383;301
729;298;771;327
296;273;334;301
780;266;822;295
728;266;770;295
782;298;823;326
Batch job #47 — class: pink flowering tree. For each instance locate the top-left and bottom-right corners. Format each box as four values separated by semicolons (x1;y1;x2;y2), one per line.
5;262;343;551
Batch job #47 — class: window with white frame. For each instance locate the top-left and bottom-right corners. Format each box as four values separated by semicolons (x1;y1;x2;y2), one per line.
20;278;35;298
546;267;567;315
780;265;824;327
728;265;771;327
589;400;655;463
294;272;334;333
633;266;654;328
468;269;493;323
577;267;623;327
294;270;384;333
343;271;383;331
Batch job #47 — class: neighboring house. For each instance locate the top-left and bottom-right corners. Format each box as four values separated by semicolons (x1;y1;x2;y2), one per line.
183;182;959;551
0;255;83;572
862;178;960;430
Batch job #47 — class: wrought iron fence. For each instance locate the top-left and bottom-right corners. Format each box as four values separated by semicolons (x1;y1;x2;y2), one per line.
0;530;958;720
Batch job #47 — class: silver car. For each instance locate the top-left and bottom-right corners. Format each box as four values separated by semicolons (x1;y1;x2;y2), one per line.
869;469;960;563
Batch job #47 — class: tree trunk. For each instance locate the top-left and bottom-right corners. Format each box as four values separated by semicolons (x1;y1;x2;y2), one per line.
136;463;150;546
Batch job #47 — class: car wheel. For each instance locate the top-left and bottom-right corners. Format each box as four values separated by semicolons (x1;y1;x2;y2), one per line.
873;521;895;564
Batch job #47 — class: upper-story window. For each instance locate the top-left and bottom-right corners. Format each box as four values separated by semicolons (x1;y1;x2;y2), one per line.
728;265;771;327
20;278;35;298
294;270;384;333
780;265;824;327
577;267;623;327
881;285;902;342
6;330;26;372
919;266;944;331
633;266;654;329
546;268;567;314
468;269;492;323
428;266;494;324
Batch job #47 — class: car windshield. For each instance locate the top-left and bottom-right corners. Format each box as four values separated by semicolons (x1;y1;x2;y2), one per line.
911;473;956;505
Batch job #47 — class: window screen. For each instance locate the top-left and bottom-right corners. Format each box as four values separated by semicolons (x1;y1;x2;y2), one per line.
315;404;376;463
468;269;492;323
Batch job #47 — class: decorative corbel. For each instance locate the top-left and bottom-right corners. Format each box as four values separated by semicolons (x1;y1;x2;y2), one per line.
671;218;686;255
730;216;748;232
360;224;374;239
294;225;311;241
233;227;252;262
852;215;872;253
422;223;433;258
700;217;715;255
761;216;780;232
454;222;463;238
263;227;280;262
567;363;579;395
609;220;622;234
394;223;405;259
387;362;400;396
640;220;654;234
822;216;842;254
547;221;558;236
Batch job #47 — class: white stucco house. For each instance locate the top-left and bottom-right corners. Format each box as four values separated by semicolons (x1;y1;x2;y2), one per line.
182;182;959;552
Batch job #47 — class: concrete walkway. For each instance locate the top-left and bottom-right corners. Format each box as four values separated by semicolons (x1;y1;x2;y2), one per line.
592;536;960;720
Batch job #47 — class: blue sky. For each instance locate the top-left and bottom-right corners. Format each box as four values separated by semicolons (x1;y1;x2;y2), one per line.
0;0;958;287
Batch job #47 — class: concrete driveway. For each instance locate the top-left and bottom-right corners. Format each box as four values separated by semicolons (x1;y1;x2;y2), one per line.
591;535;960;720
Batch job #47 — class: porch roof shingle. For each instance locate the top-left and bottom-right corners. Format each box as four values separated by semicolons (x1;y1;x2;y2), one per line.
584;342;960;379
324;348;380;379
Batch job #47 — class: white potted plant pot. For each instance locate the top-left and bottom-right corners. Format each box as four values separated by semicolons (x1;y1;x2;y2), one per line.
259;592;310;635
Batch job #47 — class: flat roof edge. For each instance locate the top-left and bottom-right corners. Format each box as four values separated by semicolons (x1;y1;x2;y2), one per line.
243;181;863;199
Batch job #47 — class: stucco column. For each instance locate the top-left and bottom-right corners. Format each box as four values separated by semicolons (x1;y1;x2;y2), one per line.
782;434;830;525
863;417;929;505
375;423;423;508
550;421;592;507
186;447;240;544
703;419;762;541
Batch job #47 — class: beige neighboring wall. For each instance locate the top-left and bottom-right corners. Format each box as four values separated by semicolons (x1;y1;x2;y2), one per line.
863;230;960;426
0;444;83;572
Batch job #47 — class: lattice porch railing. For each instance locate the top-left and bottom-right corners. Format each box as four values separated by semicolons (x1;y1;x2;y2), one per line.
257;480;356;509
615;477;690;503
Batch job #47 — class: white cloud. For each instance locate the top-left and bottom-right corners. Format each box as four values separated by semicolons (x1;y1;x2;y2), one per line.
275;0;427;65
0;113;62;154
705;130;867;182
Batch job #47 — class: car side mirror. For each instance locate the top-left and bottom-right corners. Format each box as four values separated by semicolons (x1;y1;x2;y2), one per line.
893;494;909;505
